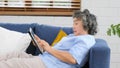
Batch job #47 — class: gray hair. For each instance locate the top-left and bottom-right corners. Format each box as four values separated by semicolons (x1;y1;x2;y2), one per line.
72;9;97;35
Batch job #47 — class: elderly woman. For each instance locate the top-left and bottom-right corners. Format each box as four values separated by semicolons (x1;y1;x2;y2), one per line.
0;9;97;68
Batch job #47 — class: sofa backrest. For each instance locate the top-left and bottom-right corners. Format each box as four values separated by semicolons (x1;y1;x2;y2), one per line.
0;23;36;33
34;24;73;45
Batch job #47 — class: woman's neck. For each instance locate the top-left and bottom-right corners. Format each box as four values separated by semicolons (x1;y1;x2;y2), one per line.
80;30;88;35
76;31;88;36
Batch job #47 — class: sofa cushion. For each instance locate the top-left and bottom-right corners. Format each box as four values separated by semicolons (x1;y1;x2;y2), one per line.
51;29;67;46
0;26;31;55
0;23;37;55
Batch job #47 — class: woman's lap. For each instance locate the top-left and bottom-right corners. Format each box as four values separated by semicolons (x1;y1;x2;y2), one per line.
0;51;46;68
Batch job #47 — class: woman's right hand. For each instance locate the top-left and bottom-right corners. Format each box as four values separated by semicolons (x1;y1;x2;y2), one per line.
32;34;42;47
34;35;52;52
34;34;42;46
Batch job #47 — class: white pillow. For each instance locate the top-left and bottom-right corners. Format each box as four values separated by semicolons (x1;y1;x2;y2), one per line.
0;26;31;55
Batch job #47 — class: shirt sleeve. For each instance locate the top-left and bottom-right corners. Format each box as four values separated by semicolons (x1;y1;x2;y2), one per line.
68;38;90;65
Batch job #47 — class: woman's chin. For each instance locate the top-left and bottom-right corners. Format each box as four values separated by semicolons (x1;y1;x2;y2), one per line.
73;33;77;36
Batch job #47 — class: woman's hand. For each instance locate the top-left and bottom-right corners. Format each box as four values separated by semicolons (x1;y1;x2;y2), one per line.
40;40;52;52
34;34;42;47
34;35;52;52
32;34;41;47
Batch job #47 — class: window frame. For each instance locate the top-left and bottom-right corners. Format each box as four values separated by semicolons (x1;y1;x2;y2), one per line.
0;0;81;16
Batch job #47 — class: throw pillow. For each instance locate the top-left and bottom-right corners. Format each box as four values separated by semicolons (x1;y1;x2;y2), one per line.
51;29;67;46
0;26;31;55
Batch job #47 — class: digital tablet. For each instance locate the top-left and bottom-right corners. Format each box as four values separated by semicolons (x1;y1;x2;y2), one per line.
28;27;43;54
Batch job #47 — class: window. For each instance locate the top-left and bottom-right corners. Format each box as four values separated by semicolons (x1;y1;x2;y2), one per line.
0;0;80;16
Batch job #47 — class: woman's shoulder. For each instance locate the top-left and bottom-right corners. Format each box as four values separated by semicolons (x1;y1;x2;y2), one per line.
67;34;95;42
75;35;96;46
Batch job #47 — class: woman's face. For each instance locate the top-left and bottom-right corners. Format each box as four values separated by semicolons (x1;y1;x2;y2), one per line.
73;18;87;36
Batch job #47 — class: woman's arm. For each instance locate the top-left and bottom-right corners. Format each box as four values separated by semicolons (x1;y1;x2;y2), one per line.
34;35;77;64
41;40;77;64
48;47;77;64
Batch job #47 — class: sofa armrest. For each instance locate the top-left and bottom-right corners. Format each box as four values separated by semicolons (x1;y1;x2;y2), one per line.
89;39;110;68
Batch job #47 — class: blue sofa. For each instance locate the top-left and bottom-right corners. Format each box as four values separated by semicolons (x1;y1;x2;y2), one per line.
0;23;110;68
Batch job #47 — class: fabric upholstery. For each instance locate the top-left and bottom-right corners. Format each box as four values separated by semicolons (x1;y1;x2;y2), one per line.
89;39;110;68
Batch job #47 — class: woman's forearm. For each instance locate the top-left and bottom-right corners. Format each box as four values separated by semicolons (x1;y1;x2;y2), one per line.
48;48;77;64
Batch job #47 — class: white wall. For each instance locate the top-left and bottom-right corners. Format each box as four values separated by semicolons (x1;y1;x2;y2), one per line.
0;0;120;68
81;0;120;68
0;16;73;27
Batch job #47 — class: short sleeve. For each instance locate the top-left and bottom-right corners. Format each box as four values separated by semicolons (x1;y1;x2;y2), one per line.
69;39;90;65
